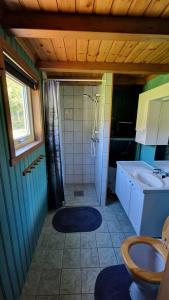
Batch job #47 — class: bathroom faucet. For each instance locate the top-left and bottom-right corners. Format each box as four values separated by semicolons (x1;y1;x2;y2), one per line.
153;168;161;174
153;168;169;178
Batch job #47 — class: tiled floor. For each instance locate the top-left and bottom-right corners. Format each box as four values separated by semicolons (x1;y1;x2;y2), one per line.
20;197;136;300
64;184;100;207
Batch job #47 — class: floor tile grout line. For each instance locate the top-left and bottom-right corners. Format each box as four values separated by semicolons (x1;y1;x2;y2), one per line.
21;199;136;298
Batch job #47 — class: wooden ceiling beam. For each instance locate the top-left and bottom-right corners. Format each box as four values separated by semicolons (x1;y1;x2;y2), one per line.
37;61;169;75
2;12;169;42
114;77;146;85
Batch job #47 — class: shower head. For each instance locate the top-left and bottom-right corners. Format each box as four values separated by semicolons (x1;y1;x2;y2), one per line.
83;93;100;103
83;94;94;102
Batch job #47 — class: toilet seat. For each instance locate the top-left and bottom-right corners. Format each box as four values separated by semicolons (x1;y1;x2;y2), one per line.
121;236;168;284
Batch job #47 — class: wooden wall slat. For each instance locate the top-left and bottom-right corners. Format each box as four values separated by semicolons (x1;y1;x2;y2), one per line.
0;188;19;300
0;224;15;300
9;167;27;275
134;41;161;63
111;0;133;15
128;0;152;15
0;280;5;300
106;41;125;62
124;41;149;63
57;0;75;12
162;4;169;16
76;0;94;13
144;0;169;17
38;39;56;60
38;0;58;11
115;41;138;63
15;38;37;63
0;108;25;291
144;42;169;63
3;0;169;18
77;39;88;61
153;48;169;63
24;156;36;249
161;56;169;63
2;0;22;10
15;163;31;265
96;40;113;62
19;0;40;10
87;40;101;62
20;159;34;257
52;38;67;61
28;39;52;60
0;30;47;300
64;38;77;61
93;0;113;14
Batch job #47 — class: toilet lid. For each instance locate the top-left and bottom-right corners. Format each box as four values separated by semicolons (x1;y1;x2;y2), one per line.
121;236;168;284
162;216;169;249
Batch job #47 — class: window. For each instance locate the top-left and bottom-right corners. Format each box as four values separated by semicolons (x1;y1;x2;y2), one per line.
0;38;43;165
6;73;34;149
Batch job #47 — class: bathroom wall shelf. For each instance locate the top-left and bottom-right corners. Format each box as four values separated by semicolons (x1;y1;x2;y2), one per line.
110;137;135;141
22;154;45;176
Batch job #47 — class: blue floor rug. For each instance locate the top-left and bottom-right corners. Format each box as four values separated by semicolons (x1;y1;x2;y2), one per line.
95;264;132;300
52;206;102;233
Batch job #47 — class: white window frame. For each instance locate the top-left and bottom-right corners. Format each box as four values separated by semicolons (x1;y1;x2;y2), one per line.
6;72;35;150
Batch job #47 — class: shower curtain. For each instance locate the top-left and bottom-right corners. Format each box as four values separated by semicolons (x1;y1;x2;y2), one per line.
43;80;64;209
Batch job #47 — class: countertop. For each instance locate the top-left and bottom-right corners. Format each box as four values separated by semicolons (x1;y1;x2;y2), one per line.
116;160;169;193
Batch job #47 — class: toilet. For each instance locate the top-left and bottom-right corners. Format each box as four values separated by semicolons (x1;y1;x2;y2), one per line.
121;217;169;300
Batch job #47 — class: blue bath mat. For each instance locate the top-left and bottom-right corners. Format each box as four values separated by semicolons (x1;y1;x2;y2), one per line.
95;264;132;300
52;206;102;233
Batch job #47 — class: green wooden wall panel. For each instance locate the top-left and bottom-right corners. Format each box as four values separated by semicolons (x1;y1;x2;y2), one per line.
0;282;5;300
0;27;47;300
0;231;14;300
0;95;24;292
0;182;20;300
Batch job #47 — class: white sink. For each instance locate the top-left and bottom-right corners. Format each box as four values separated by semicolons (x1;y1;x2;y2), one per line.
132;169;164;188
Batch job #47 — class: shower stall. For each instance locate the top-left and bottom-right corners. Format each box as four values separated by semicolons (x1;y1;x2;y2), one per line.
59;74;113;206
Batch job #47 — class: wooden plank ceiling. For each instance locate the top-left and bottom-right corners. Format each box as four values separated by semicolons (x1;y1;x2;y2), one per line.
2;0;169;16
2;0;169;79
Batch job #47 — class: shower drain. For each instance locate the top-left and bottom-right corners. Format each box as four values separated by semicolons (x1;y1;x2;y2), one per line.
74;191;84;197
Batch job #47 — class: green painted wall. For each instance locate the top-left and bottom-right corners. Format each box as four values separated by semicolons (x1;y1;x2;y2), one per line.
0;28;47;300
140;74;169;163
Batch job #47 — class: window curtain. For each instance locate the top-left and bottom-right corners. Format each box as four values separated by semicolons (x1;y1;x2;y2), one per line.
43;80;64;209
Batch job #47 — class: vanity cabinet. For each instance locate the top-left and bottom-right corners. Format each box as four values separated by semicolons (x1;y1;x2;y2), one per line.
115;166;143;232
115;163;169;237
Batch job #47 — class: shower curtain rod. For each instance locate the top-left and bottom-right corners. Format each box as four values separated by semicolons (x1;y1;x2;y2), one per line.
46;79;102;82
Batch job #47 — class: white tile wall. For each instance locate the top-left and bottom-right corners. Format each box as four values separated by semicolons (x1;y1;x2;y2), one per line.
74;132;83;143
63;96;73;108
95;74;113;206
64;132;73;143
74;96;83;108
64;120;73;131
74;153;83;164
60;85;99;184
60;78;112;202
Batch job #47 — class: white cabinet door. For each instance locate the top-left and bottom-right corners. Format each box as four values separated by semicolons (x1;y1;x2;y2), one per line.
129;183;144;234
135;84;169;145
115;167;123;201
122;176;132;215
115;167;131;215
156;100;169;145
